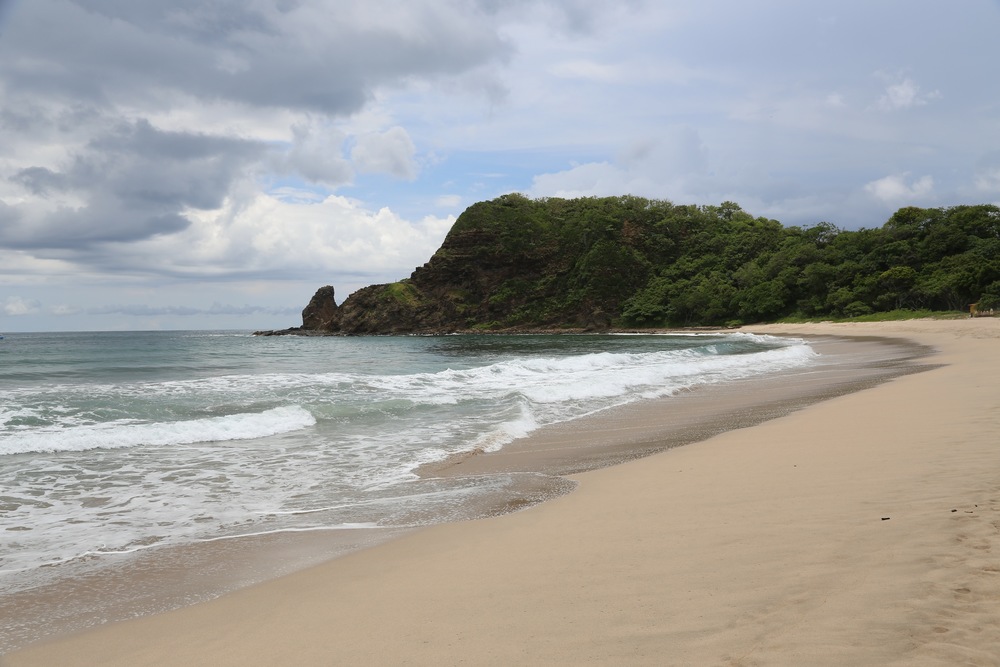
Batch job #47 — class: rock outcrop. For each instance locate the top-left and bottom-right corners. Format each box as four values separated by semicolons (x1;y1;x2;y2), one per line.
301;285;339;330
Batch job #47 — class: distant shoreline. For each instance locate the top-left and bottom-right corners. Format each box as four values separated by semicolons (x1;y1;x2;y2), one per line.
252;324;743;336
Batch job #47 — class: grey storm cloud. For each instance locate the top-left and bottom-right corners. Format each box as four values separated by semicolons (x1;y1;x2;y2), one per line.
1;0;511;115
0;0;529;262
10;167;70;196
3;119;266;249
82;119;265;210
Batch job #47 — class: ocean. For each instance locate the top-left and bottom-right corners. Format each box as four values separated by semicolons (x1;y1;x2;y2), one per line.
0;330;817;648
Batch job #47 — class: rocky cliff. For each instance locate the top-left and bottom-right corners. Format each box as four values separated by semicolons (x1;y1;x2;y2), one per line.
256;195;1000;335
285;193;651;334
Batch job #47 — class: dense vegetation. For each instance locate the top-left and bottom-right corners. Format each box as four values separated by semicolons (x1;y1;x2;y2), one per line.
303;194;1000;333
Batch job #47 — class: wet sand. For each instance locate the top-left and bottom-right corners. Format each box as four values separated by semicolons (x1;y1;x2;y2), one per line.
421;333;931;480
5;319;1000;665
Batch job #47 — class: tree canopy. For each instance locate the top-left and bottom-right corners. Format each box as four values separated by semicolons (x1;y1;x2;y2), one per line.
309;194;1000;333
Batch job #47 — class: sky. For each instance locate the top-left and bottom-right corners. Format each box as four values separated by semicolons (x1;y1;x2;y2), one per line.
1;1;999;331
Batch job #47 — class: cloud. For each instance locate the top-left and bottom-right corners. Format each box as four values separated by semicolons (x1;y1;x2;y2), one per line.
531;161;630;199
2;179;454;288
825;93;846;108
474;0;633;34
864;173;935;203
105;192;457;282
0;0;514;280
548;59;620;82
435;194;463;208
876;75;940;111
282;121;353;186
10;167;71;195
3;118;266;249
529;126;709;199
973;152;1000;195
85;303;300;317
350;127;418;180
49;304;81;316
1;1;510;115
975;168;1000;194
3;296;42;316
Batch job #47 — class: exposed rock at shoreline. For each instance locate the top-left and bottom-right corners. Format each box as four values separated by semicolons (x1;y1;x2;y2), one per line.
301;285;339;330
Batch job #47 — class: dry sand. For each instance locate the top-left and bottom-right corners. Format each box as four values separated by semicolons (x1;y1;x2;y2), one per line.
5;319;1000;666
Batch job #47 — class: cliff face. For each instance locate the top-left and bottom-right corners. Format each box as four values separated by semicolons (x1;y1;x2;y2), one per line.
301;285;339;329
301;193;647;334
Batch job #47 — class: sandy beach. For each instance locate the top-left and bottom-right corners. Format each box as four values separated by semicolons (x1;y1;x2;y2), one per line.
5;319;1000;666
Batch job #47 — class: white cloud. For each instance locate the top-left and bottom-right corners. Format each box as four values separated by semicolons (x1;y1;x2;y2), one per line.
864;173;934;202
531;161;631;199
975;168;1000;194
876;76;940;111
530;126;709;200
825;93;846;108
49;304;81;316
548;59;620;82
435;194;463;208
268;187;326;204
282;121;353;186
973;153;1000;194
0;250;82;284
350;127;418;180
3;296;42;315
141;193;455;281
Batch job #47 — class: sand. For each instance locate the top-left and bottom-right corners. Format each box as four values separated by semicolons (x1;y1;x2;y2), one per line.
4;319;1000;666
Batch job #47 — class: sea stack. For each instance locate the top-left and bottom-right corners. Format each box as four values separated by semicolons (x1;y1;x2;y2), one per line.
301;285;338;330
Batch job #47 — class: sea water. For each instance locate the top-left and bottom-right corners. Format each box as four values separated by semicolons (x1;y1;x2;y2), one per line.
0;331;815;615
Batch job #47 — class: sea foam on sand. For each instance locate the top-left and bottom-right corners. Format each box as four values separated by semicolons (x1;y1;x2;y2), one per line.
5;319;1000;666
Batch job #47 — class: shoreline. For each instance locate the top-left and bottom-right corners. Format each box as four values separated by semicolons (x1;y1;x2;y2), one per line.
6;320;1000;664
0;333;915;655
420;333;932;480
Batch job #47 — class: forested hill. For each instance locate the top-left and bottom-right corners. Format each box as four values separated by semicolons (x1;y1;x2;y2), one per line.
287;194;1000;334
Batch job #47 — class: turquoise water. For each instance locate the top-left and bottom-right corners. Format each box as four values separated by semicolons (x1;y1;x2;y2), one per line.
0;331;815;598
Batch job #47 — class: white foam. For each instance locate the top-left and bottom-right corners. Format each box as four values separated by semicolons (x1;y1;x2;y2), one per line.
0;333;820;588
371;336;815;408
0;405;316;455
469;400;540;453
196;523;381;542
